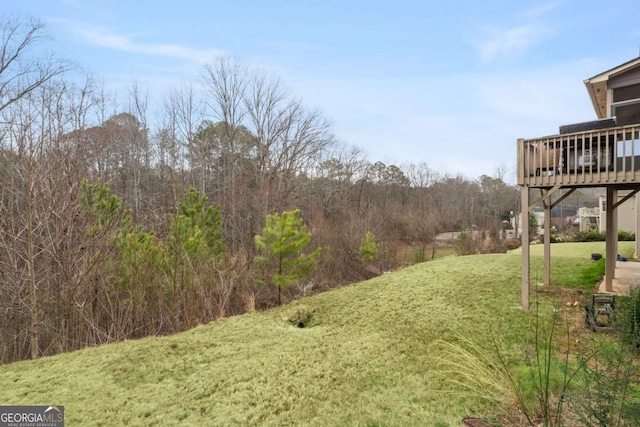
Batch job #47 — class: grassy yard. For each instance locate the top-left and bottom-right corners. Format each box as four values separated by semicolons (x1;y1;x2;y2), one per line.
0;242;634;426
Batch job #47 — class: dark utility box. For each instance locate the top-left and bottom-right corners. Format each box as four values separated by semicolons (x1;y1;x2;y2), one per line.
559;118;616;134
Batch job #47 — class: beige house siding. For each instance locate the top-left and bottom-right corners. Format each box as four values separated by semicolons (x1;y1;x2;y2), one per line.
598;193;637;233
513;210;545;237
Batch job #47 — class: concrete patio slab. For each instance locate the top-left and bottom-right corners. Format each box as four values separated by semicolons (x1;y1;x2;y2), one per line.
598;260;640;295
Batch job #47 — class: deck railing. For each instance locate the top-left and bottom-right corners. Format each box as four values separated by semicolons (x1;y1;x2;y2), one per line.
518;123;640;187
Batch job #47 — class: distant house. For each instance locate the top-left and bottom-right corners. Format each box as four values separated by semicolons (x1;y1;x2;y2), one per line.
575;194;637;234
598;191;638;234
511;209;546;237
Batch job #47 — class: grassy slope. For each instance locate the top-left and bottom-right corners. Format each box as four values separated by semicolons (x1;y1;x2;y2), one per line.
0;242;633;426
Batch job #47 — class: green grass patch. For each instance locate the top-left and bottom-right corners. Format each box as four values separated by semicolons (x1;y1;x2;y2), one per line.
579;257;606;288
514;241;634;290
0;242;632;426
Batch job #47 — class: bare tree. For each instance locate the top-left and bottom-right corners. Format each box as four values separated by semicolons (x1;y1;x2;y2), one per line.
0;19;90;358
243;70;334;216
311;146;368;218
126;82;150;219
202;58;250;250
167;84;204;196
0;79;73;359
0;16;70;114
96;112;148;218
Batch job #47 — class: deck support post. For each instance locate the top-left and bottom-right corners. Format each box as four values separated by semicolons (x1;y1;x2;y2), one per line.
636;195;640;259
544;198;551;286
605;187;618;292
521;186;530;310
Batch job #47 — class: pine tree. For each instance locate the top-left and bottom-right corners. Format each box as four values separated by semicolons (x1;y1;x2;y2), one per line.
254;209;320;305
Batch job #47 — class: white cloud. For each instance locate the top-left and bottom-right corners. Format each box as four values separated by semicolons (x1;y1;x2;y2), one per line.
71;26;223;64
472;3;558;62
521;2;559;20
474;23;549;62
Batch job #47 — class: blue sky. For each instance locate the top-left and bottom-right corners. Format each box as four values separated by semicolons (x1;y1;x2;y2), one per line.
8;0;640;180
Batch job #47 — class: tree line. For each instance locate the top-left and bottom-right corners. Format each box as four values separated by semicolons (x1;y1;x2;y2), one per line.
0;16;521;363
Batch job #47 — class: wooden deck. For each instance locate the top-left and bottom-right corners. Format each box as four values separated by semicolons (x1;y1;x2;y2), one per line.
518;123;640;188
518;122;640;310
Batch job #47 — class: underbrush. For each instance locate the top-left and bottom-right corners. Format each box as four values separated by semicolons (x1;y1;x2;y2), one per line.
432;289;640;426
617;286;640;349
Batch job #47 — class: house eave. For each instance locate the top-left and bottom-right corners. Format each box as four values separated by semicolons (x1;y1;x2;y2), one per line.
584;57;640;119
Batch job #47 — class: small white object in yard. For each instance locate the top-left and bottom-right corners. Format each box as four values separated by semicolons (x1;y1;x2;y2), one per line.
573;301;579;307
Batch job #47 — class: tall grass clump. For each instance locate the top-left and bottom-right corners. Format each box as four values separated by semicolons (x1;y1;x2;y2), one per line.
431;295;640;426
493;303;587;427
431;298;600;425
428;314;574;426
617;286;640;349
428;336;515;411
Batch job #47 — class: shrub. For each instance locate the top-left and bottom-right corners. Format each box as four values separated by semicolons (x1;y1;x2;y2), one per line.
616;287;640;349
503;238;521;250
455;232;476;256
570;340;640;427
571;230;606;242
481;236;507;254
570;230;634;242
539;234;562;244
359;231;381;262
618;231;636;241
